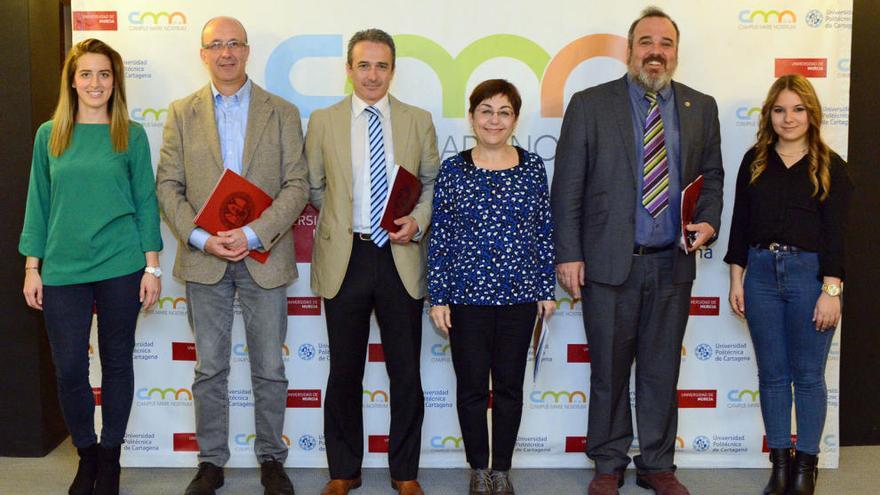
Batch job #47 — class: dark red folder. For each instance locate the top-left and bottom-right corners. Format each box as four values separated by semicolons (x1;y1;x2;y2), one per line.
193;169;272;263
680;174;704;251
379;165;422;232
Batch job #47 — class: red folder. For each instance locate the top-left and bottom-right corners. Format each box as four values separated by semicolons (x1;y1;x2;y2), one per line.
680;174;704;252
193;169;272;263
379;165;422;232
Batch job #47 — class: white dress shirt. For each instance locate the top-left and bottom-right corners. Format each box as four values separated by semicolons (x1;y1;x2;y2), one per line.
350;94;394;234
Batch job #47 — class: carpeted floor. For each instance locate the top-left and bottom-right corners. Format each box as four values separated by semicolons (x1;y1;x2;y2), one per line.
0;439;875;494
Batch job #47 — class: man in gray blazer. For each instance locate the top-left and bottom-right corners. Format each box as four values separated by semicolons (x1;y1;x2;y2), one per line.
552;7;723;495
156;16;308;495
306;29;438;495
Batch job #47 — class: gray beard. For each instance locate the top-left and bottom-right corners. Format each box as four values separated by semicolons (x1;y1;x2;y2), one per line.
631;67;674;92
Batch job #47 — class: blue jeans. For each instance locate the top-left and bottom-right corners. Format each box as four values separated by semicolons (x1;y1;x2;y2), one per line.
42;270;143;448
744;247;835;455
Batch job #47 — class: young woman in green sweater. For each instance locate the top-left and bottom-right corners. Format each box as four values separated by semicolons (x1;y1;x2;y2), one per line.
19;38;163;495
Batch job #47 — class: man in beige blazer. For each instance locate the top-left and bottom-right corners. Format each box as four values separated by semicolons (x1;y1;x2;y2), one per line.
156;16;307;495
306;29;439;495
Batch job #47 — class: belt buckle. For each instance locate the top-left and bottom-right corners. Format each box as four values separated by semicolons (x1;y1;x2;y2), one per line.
358;233;372;241
768;242;780;253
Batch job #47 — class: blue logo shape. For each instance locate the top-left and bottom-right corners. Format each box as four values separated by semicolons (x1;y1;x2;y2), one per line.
695;343;713;361
265;34;345;118
298;343;316;361
298;434;317;451
693;436;711;452
805;10;824;28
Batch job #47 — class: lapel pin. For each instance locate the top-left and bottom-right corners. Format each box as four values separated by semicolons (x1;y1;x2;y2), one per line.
684;101;691;108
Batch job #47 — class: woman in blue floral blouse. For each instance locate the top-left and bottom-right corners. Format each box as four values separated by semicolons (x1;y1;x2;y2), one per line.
428;79;556;495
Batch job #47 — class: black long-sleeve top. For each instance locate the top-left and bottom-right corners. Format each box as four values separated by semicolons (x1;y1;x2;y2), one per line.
724;146;853;280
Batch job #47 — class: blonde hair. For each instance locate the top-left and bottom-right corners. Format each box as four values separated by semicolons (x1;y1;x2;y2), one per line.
49;38;129;157
750;74;831;201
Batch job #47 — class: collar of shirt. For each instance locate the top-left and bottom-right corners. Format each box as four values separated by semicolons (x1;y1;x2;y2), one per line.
351;92;391;120
626;74;673;105
211;77;252;109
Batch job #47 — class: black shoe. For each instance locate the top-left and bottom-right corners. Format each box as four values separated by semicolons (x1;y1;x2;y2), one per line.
788;451;818;495
184;462;225;495
763;448;791;494
469;469;492;495
490;470;514;495
93;444;121;495
69;444;99;495
260;459;294;495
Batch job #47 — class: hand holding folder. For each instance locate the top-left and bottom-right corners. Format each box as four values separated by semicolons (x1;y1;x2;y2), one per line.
193;169;273;263
380;165;422;232
680;174;704;252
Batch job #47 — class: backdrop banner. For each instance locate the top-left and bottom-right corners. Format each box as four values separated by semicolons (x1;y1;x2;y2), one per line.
70;0;851;469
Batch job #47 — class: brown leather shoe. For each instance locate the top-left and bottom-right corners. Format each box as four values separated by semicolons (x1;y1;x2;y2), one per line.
636;471;690;495
391;479;425;495
320;477;362;495
588;471;624;495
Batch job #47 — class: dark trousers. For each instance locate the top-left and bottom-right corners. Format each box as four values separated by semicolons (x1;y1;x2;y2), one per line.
42;270;143;448
449;303;536;471
323;238;424;480
582;250;692;474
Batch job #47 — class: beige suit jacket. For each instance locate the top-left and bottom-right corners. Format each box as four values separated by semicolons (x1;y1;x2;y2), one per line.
306;95;440;299
156;83;309;289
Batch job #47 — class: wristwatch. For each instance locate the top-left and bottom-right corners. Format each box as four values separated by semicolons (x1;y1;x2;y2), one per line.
821;283;841;297
145;266;162;278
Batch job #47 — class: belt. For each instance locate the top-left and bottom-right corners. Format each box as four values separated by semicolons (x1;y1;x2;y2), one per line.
754;242;801;253
355;232;372;241
633;244;673;255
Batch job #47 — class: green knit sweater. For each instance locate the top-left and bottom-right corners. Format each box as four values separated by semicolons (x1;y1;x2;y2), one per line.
19;121;163;285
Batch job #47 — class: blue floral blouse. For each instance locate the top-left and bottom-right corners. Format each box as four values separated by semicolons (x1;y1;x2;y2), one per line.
427;147;556;306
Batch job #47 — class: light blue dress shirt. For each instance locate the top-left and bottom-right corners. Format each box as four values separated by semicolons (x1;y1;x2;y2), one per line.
188;78;262;252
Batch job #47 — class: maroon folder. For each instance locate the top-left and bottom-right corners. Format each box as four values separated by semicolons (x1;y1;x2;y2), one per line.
680;174;704;251
193;169;272;263
380;165;422;232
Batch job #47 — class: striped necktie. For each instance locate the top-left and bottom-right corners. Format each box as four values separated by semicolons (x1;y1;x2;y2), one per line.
642;91;669;218
365;105;389;247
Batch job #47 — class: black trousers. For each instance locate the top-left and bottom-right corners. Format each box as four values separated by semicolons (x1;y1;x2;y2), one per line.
582;250;692;474
449;303;537;471
323;238;424;480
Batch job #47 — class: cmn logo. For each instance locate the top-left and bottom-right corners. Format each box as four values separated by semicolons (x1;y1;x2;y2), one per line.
739;9;797;24
363;390;389;402
131;108;168;121
157;296;187;309
555;297;581;310
128;11;187;25
431;343;451;356
736;107;761;120
430;436;464;449
529;390;587;404
727;389;760;402
266;33;627;117
235;434;291;446
136;387;192;401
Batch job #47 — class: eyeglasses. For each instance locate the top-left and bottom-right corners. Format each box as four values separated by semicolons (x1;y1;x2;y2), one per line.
475;108;515;120
202;40;248;51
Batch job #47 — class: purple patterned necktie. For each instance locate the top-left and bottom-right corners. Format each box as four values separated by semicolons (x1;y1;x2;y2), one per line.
642;92;669;218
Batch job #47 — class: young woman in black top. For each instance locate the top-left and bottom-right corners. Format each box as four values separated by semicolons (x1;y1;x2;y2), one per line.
725;74;852;495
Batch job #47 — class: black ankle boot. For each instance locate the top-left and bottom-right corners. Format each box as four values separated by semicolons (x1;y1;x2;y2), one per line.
788;450;818;495
69;444;99;495
763;448;791;494
93;444;121;495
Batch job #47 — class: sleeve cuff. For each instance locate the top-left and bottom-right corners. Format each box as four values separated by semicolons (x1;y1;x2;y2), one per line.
188;228;210;251
243;226;263;250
